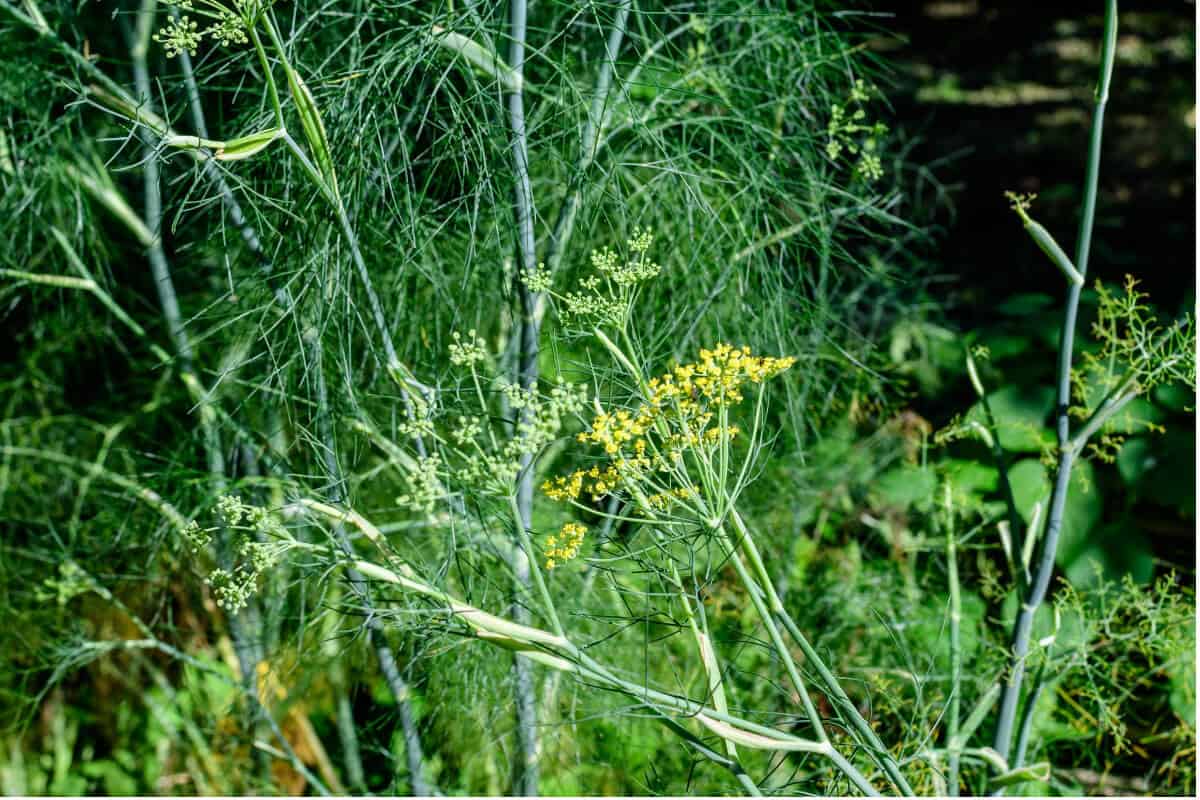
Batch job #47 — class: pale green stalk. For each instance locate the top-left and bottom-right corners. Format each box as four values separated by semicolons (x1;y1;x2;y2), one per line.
992;0;1118;767
503;0;543;790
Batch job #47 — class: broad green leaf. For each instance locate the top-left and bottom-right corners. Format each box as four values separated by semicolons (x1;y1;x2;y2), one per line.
1154;381;1194;412
874;463;936;508
1065;521;1155;587
1007;458;1050;524
966;384;1054;452
1055;458;1102;569
995;293;1054;316
942;458;999;498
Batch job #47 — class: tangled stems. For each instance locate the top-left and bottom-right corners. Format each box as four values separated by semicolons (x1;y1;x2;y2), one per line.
295;501;879;797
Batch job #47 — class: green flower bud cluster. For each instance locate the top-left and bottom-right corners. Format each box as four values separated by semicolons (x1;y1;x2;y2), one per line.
39;561;92;606
557;231;660;330
154;16;203;58
450;415;483;446
202;495;290;613
521;263;553;293
183;519;213;554
826;80;887;182
497;378;535;410
154;0;259;58
449;329;488;365
453;379;589;497
396;455;444;514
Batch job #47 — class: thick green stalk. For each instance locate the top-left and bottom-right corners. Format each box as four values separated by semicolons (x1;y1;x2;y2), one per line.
504;0;542;792
992;0;1117;766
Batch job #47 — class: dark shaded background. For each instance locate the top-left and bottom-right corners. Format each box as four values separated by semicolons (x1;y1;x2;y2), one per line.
870;1;1196;569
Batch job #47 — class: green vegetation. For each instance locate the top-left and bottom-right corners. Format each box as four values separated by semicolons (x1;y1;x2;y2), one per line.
0;0;1193;796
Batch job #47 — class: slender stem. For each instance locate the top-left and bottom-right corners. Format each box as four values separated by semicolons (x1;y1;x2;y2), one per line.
312;337;434;796
1068;387;1137;451
992;0;1117;766
1013;663;1047;769
507;495;565;638
534;0;632;326
945;487;963;796
247;23;286;128
714;528;829;743
730;511;915;796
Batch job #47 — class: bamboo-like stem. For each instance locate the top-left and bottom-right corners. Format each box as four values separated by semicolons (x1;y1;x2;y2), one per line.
504;0;542;791
674;565;763;796
991;1;1117;769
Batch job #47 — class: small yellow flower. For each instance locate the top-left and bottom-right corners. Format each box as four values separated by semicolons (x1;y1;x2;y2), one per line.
545;522;587;569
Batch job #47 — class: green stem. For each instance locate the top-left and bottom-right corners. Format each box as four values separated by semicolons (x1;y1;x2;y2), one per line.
992;0;1117;768
945;487;963;796
730;510;915;796
508;495;565;638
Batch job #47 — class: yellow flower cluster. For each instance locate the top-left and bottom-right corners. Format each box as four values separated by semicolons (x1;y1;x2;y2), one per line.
542;344;794;509
578;410;654;455
545;522;587;569
647;344;797;407
543;463;627;503
644;486;697;512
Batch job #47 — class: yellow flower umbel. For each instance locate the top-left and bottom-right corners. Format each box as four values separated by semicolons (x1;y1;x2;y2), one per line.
545;522;587;569
542;344;795;520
